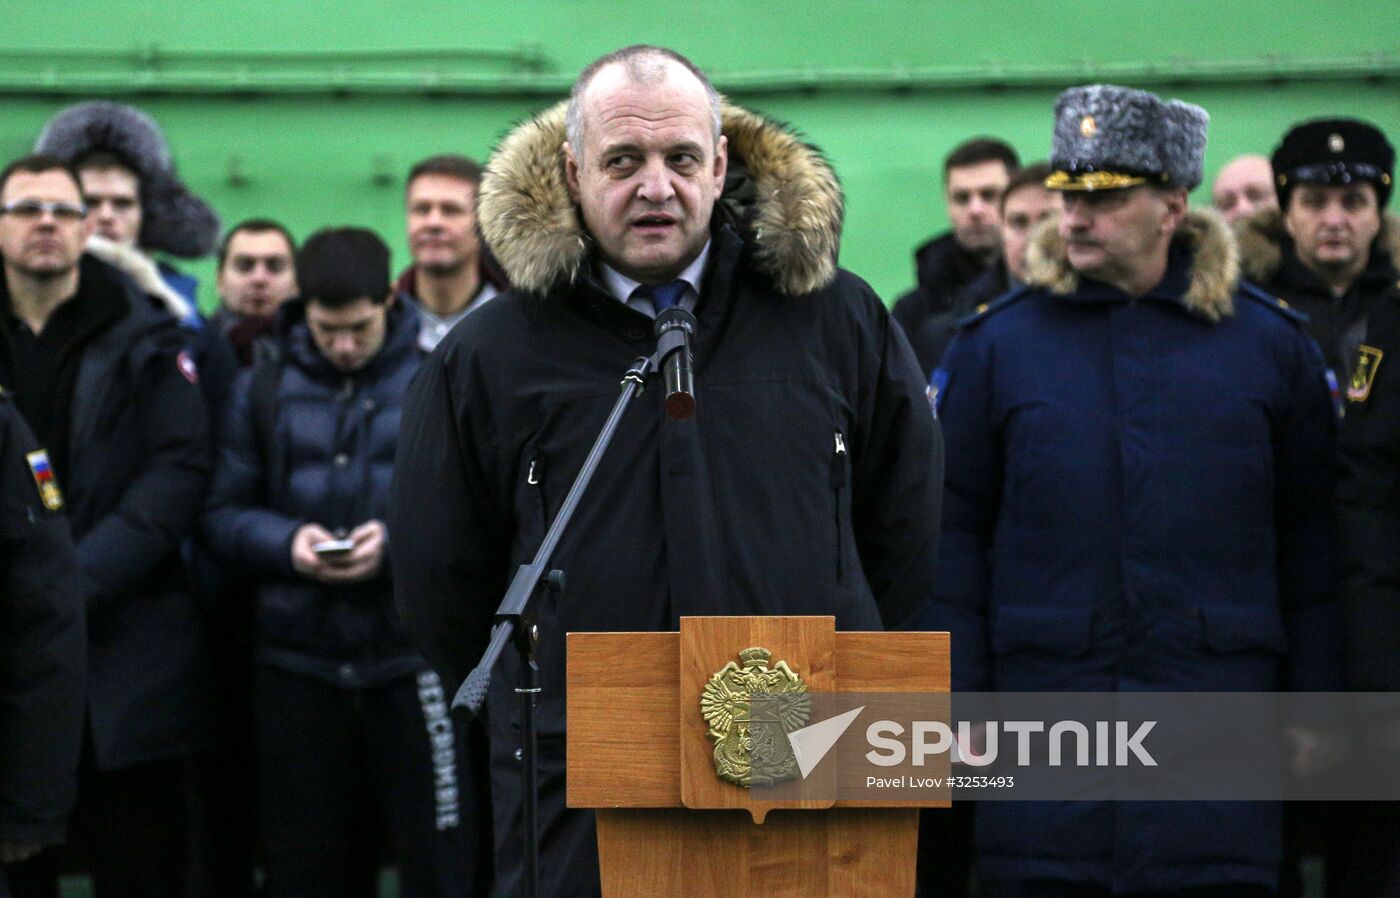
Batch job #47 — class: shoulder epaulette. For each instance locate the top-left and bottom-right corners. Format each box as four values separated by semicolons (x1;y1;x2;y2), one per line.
953;284;1037;330
0;383;8;400
1237;280;1309;325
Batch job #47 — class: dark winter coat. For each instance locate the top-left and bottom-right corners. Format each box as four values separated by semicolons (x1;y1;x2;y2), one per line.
891;230;991;343
203;298;426;686
0;396;84;845
1335;283;1400;691
906;258;1011;377
59;258;216;770
926;210;1340;892
390;101;943;897
1237;208;1400;379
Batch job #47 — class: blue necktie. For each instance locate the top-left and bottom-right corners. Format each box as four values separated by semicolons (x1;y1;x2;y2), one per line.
633;280;687;314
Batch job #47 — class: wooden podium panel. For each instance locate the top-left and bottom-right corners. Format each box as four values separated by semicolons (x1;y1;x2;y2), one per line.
595;807;918;897
567;622;949;809
565;630;682;808
567;617;949;897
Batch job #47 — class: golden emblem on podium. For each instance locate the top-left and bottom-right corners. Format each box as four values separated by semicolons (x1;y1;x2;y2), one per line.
700;647;811;788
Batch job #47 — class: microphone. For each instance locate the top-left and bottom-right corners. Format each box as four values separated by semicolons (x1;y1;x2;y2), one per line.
654;307;696;420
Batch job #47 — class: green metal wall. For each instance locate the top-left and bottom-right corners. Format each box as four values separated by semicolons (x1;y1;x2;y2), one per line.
3;1;1397;308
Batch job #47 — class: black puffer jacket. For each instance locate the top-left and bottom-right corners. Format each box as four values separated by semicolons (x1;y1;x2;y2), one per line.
203;298;425;687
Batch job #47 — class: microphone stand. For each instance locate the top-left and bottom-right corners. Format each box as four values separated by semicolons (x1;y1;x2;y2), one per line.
451;354;657;898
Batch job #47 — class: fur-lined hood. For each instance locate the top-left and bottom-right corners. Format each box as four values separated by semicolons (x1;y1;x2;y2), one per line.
1235;207;1400;285
35;102;221;259
1026;208;1240;321
84;235;193;322
477;101;843;297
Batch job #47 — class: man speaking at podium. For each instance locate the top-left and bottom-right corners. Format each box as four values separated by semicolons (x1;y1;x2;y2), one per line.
389;44;943;896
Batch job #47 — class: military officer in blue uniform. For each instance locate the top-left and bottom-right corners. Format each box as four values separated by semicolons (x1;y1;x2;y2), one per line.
925;85;1341;897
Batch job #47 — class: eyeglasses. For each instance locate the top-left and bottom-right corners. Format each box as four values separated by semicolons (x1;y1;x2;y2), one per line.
1;199;89;222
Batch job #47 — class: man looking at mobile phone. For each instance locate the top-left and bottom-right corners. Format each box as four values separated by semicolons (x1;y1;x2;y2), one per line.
202;228;485;897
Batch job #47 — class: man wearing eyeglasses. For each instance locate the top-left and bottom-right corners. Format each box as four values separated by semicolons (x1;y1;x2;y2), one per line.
0;153;214;897
212;219;299;367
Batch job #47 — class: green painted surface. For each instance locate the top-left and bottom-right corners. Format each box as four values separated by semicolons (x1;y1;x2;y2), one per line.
1;2;1396;308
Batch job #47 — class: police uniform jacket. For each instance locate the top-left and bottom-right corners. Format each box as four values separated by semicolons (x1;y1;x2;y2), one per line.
202;297;426;686
24;258;216;771
1335;280;1400;691
1236;208;1400;379
0;397;84;846
389;102;943;896
927;210;1340;892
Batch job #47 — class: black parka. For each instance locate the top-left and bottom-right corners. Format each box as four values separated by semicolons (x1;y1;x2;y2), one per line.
60;258;215;770
0;396;84;846
389;101;944;896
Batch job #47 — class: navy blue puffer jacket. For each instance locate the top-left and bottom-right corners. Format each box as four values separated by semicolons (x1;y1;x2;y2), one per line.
203;298;424;686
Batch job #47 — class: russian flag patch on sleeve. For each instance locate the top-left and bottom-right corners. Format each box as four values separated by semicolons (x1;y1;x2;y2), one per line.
25;449;64;511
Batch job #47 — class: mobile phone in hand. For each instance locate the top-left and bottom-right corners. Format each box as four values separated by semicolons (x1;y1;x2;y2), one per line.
312;538;356;558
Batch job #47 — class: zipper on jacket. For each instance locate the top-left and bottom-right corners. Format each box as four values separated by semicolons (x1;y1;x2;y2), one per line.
526;453;547;530
831;430;848;581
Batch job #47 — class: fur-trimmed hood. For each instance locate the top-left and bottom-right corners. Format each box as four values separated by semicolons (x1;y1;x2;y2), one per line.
1025;208;1240;321
477;101;843;297
35;102;220;259
1235;207;1400;285
84;235;193;322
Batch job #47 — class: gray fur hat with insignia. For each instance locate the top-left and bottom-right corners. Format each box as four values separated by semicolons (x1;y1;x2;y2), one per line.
1046;84;1209;192
34;101;220;258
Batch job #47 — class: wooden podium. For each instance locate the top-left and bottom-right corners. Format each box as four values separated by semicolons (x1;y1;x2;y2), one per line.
567;616;950;896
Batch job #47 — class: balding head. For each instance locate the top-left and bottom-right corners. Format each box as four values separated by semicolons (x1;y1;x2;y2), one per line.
1212;154;1277;223
561;46;729;285
565;45;722;158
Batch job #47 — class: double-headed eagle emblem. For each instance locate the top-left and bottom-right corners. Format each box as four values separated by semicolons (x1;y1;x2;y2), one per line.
700;647;811;788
